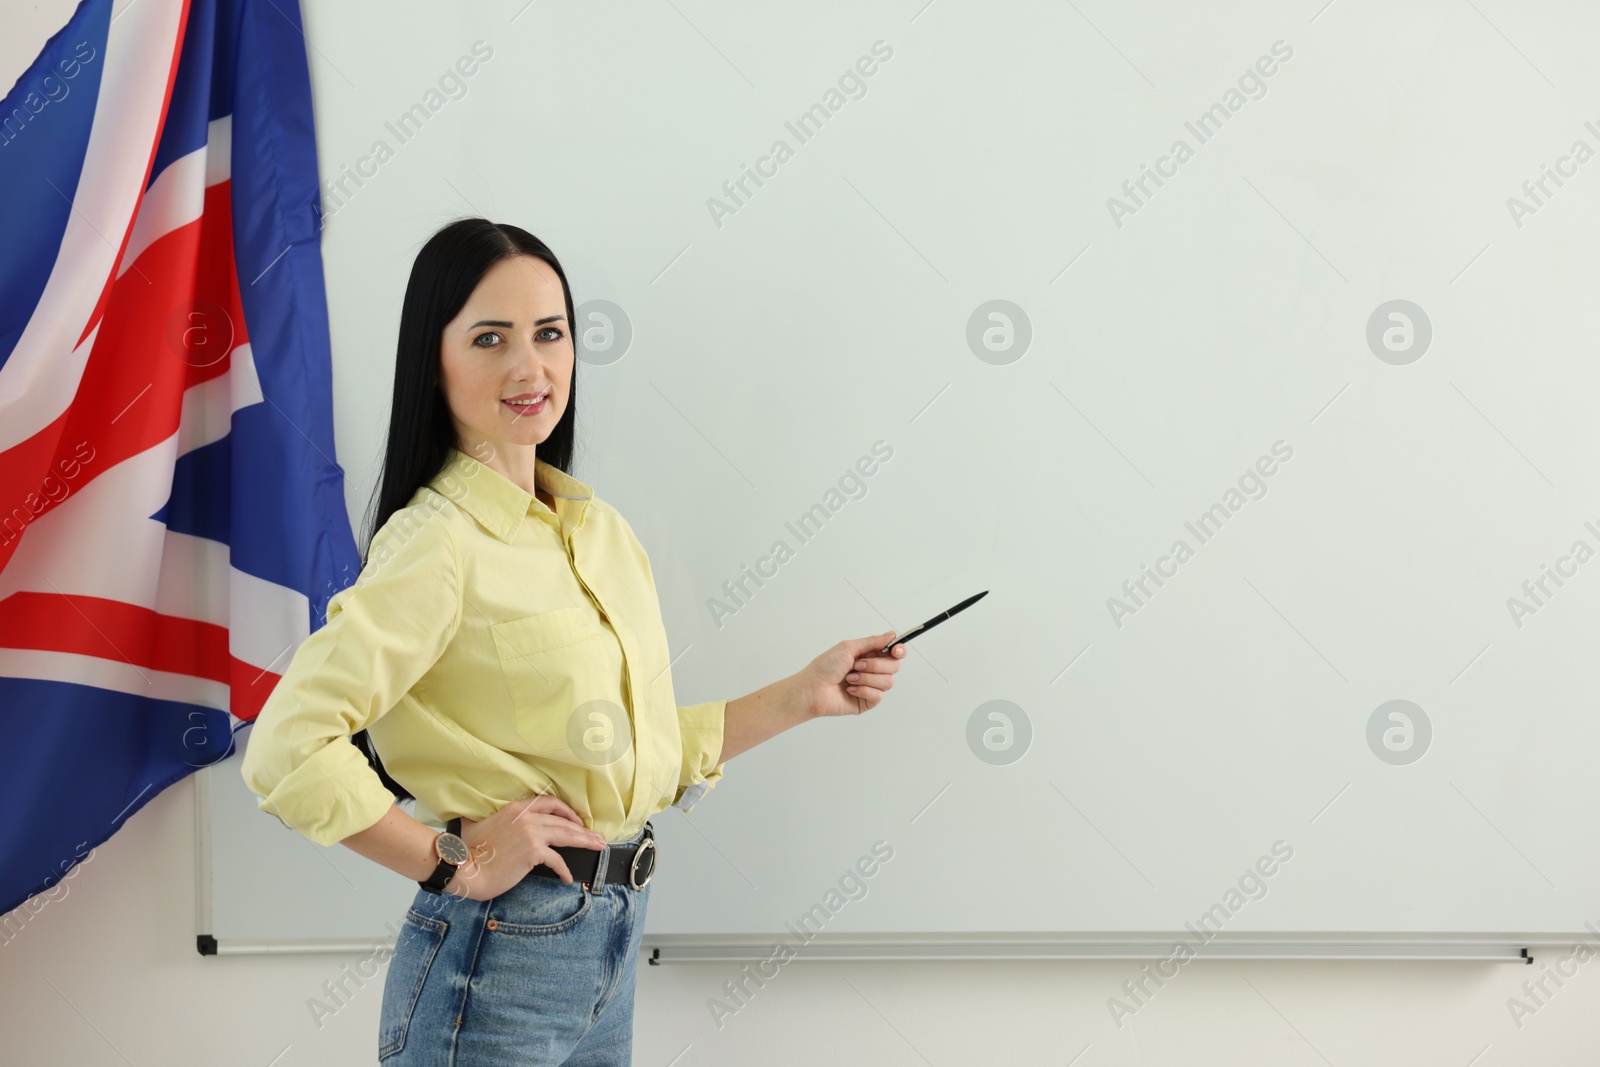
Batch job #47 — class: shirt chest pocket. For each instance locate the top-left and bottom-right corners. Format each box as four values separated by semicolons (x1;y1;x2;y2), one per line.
492;606;605;660
490;606;630;764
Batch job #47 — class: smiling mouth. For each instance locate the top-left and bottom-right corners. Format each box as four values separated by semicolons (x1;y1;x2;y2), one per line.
502;392;549;417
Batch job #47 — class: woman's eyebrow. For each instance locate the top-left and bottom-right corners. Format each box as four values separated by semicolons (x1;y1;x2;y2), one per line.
467;315;567;329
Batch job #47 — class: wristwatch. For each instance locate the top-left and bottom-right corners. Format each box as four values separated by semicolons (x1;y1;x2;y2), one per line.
419;817;469;895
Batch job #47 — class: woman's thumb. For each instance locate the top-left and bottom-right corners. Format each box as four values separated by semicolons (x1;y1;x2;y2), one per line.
853;629;895;654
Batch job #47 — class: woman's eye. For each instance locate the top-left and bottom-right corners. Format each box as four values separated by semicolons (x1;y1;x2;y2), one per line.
537;327;564;342
473;331;502;347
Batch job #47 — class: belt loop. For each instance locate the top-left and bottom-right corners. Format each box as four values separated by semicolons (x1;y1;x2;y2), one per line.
591;842;610;894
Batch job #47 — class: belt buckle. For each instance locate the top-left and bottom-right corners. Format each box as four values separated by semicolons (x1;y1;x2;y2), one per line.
629;834;656;889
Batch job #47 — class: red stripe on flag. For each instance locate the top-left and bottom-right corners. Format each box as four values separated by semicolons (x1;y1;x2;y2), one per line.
0;590;286;720
0;589;229;684
75;0;196;352
0;180;247;568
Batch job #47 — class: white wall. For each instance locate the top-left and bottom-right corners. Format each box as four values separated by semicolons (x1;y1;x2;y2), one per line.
6;0;1600;1063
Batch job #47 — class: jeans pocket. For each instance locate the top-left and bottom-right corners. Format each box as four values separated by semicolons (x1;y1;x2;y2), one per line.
378;907;448;1061
490;877;593;936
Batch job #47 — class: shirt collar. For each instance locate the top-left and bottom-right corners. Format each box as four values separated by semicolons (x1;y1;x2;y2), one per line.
429;447;594;543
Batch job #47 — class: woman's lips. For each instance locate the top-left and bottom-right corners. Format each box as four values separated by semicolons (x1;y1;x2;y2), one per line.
502;397;547;417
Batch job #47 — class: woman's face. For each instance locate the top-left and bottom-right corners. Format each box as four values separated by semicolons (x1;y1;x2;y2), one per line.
438;254;572;459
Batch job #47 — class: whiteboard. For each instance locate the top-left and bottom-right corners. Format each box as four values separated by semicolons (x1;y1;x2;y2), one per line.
203;0;1600;954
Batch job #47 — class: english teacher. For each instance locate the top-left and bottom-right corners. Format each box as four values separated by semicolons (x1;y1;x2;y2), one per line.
240;217;907;1065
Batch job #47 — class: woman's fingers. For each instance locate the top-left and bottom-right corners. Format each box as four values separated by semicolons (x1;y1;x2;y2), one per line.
851;647;904;673
521;811;602;846
844;648;899;688
527;793;585;824
558;820;606;849
495;799;606;842
843;670;895;692
537;824;607;881
844;686;884;711
538;848;576;884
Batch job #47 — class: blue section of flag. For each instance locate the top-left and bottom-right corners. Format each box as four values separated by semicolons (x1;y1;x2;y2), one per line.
150;433;231;542
152;402;351;595
0;678;235;921
228;0;357;630
0;0;113;371
147;0;221;190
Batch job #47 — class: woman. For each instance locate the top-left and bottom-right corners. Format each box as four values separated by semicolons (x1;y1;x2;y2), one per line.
239;217;907;1065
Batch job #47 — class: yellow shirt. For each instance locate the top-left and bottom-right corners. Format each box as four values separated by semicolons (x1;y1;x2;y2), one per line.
239;446;727;847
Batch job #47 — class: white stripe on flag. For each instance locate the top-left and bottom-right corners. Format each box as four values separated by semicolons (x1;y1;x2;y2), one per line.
147;525;313;676
1;337;271;612
0;0;190;454
177;341;263;459
118;115;232;280
229;564;312;679
0;646;231;712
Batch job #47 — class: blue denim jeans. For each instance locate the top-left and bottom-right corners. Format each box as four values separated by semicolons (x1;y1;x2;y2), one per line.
378;822;653;1065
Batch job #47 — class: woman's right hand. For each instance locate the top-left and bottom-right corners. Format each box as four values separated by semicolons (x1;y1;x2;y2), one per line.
444;794;606;901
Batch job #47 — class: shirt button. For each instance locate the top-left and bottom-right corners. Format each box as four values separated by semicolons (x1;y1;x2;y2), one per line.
485;919;498;930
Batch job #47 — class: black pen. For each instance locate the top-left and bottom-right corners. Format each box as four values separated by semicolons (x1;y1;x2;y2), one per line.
879;591;987;654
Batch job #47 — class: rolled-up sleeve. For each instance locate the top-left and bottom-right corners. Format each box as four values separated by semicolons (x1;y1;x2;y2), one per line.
240;508;463;846
672;699;727;812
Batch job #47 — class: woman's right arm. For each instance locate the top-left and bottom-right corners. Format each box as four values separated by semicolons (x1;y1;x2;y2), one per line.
240;502;607;895
239;506;466;849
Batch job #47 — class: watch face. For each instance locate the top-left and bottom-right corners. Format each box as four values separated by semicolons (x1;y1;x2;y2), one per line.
437;833;470;865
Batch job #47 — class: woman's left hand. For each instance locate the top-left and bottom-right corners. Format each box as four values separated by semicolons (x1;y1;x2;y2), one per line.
792;629;908;718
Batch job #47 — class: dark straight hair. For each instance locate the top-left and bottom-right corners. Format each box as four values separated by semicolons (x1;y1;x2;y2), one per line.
351;217;580;803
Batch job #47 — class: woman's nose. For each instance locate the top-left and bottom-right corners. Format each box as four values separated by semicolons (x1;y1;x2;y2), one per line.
508;337;542;378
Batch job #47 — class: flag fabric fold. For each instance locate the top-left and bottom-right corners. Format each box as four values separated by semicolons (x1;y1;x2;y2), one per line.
0;0;357;919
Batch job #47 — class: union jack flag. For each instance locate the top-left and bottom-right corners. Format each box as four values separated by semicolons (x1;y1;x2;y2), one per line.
0;0;356;917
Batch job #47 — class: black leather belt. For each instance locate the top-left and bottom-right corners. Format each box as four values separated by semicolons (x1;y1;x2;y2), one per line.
443;819;656;893
529;820;656;892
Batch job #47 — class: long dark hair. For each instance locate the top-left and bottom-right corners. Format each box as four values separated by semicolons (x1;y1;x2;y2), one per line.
351;217;580;802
